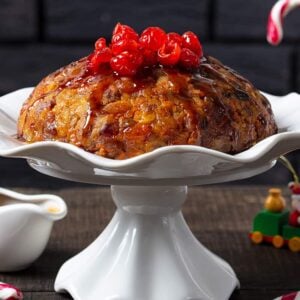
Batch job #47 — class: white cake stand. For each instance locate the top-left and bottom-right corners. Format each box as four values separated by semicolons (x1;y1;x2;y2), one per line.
1;88;300;300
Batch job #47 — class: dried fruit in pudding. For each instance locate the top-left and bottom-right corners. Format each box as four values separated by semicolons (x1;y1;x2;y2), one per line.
18;24;277;159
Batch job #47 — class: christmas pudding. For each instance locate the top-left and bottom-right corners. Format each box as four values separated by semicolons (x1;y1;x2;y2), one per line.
18;24;277;159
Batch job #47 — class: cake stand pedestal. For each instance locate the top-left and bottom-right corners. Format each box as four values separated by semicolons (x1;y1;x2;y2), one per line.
55;185;238;300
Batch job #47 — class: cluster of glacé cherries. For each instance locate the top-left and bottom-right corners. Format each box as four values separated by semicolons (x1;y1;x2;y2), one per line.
88;23;203;76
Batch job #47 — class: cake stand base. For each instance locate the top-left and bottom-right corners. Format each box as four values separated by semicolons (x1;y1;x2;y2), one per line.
55;185;239;300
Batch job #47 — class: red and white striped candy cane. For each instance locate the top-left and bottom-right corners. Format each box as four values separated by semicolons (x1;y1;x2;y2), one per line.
0;282;23;300
274;291;300;300
267;0;300;45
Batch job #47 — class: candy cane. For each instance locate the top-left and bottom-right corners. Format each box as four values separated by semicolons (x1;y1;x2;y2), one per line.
274;291;300;300
267;0;300;45
0;282;23;300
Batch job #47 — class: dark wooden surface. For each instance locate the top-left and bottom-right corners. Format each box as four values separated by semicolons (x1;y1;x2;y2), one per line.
0;185;299;299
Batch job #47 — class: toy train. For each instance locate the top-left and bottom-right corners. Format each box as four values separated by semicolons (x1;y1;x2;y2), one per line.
249;186;300;252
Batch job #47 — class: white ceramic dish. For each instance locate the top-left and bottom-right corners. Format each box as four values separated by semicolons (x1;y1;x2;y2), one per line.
0;88;300;300
0;187;67;272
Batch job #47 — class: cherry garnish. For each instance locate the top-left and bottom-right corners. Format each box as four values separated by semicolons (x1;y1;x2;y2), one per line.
182;31;203;57
158;42;181;66
88;23;203;75
139;27;167;51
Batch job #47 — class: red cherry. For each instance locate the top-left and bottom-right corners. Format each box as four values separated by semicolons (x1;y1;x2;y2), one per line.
142;48;157;66
113;23;137;37
112;23;123;35
158;42;181;66
88;47;112;72
139;27;167;51
166;32;183;46
95;37;106;50
110;51;142;76
111;39;139;55
179;48;200;68
131;50;144;67
182;31;203;57
112;32;138;44
98;47;112;62
112;23;138;44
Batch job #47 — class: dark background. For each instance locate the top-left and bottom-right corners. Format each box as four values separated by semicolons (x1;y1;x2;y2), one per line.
0;0;300;187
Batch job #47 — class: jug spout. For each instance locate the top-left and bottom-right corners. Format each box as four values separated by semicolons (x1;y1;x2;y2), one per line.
0;187;67;221
34;193;67;221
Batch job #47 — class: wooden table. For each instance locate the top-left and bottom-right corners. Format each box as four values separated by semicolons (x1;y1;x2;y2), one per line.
0;186;298;300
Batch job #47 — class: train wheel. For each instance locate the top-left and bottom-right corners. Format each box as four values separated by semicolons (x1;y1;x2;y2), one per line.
288;237;300;252
272;235;284;248
251;231;263;244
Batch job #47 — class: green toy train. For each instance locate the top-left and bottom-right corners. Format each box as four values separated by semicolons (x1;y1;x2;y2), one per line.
249;187;300;252
250;209;300;252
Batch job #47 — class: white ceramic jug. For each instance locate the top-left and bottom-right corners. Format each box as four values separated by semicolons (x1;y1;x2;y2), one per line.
0;188;67;272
